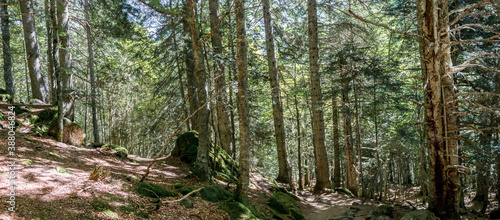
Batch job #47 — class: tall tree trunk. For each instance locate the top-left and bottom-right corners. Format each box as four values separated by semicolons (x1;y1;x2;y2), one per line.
307;0;330;194
1;0;14;103
234;0;250;203
333;96;341;188
294;77;303;190
186;0;210;181
84;0;99;143
417;0;459;218
20;0;47;102
182;4;198;131
44;0;55;104
50;0;58;104
340;62;358;196
263;0;292;185
373;77;383;200
209;0;232;155
354;82;363;196
57;0;74;120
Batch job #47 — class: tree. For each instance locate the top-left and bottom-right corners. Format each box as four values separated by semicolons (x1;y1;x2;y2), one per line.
84;0;99;143
307;0;330;193
57;0;74;120
186;0;211;181
235;0;250;202
1;0;13;102
20;0;47;102
182;3;198;131
332;96;341;188
263;0;292;185
416;0;458;217
45;0;56;104
209;0;232;155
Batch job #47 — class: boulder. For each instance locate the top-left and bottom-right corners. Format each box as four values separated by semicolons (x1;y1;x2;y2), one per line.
219;201;259;220
180;198;194;208
268;192;304;220
48;118;86;146
400;210;440;220
200;185;231;202
136;182;178;198
172;131;239;182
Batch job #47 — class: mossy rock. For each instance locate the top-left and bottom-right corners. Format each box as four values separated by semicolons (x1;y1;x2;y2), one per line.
335;187;355;198
118;204;136;212
268;192;304;220
102;144;129;154
400;210;440;220
136;182;178;198
14;106;27;115
114;150;128;159
376;205;393;218
91;199;113;212
200;185;232;202
172;131;239;182
177;186;201;196
219;201;259;220
180;198;194;208
134;211;150;219
37;108;58;124
174;183;184;189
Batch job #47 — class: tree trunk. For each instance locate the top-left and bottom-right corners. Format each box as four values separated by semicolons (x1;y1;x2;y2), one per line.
57;0;74;120
340;61;358;196
307;0;330;194
234;0;250;203
294;77;303;190
263;0;292;185
44;0;55;104
1;0;14;103
417;0;459;218
182;5;198;131
209;0;232;155
333;96;341;188
20;0;47;102
186;0;210;181
354;82;363;196
50;0;58;104
84;0;98;143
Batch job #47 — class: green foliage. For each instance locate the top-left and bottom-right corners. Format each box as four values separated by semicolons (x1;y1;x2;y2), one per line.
37;109;58;124
106;194;125;202
136;182;178;198
219;202;259;220
268;192;304;220
0;112;6;121
200;185;232;202
24;137;36;143
48;152;61;159
118;204;136;212
21;159;35;166
177;186;201;196
55;166;70;174
173;182;184;189
91;199;113;212
103;209;118;218
134;211;150;219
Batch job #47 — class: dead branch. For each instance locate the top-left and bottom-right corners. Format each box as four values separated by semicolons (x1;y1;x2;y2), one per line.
162;187;204;204
450;35;500;47
450;24;500;35
448;0;493;26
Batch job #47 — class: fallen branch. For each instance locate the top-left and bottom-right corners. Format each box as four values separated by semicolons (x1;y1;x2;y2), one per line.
162;187;204;204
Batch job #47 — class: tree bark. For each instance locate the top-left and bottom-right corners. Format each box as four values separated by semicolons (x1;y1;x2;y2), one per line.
417;0;459;218
209;0;232;155
186;0;210;181
354;82;363;196
263;0;292;185
340;60;358;196
44;0;55;104
307;0;330;194
57;0;74;120
333;96;341;188
234;0;250;203
84;0;99;143
182;4;198;131
20;0;47;102
294;77;303;190
1;0;14;102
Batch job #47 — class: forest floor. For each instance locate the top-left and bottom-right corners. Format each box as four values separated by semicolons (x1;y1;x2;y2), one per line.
0;103;497;220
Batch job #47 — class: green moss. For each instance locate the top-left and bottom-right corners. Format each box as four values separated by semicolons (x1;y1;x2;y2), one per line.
102;144;129;154
14;106;26;115
106;194;125;202
21;159;36;166
118;204;136;212
55;166;71;174
0;112;6;121
103;209;118;218
173;131;239;182
335;187;355;198
24;137;36;143
136;182;178;198
268;192;304;220
219;201;259;220
376;205;394;217
91;199;113;212
200;185;232;202
134;211;150;219
114;150;128;159
49;152;61;159
38;211;46;220
174;183;184;189
37;108;58;123
177;186;201;195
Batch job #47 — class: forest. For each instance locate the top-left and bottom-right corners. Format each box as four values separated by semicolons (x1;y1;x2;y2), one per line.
0;0;499;219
